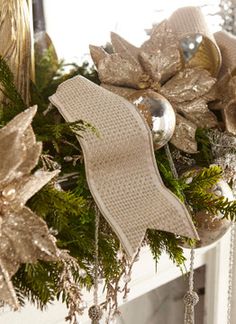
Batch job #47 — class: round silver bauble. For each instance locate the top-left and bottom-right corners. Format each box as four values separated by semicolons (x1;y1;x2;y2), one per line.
129;90;176;149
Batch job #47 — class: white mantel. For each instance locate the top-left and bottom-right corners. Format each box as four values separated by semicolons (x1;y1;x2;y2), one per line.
0;229;234;324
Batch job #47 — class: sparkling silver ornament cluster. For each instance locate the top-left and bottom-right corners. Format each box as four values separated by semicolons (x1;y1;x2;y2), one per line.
207;129;236;194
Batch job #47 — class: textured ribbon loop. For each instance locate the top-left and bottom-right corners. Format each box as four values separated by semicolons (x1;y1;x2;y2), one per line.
214;31;236;135
214;30;236;77
169;6;221;76
50;76;198;258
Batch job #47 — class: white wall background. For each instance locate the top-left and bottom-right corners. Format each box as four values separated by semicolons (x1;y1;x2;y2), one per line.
43;0;221;63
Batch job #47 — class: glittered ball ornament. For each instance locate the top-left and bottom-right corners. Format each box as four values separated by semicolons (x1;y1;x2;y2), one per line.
183;291;199;307
88;305;103;323
192;179;233;248
128;90;176;149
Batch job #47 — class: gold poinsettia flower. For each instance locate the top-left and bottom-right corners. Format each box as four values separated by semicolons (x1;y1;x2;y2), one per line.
0;106;60;309
90;20;218;153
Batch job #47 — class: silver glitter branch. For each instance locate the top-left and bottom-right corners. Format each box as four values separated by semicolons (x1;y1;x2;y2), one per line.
207;129;236;193
59;255;84;324
88;206;102;324
219;0;236;35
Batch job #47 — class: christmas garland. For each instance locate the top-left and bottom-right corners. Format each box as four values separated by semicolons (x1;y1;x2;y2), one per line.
0;5;236;323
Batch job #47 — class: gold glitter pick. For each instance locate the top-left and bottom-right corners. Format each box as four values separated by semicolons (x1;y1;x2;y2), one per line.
171;114;197;154
89;14;218;153
97;53;148;89
89;45;108;68
174;98;217;129
159;68;216;103
0;106;60;309
140;20;183;83
110;32;140;66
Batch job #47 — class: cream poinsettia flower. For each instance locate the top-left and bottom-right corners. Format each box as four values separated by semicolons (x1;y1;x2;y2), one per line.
90;21;218;153
0;106;60;309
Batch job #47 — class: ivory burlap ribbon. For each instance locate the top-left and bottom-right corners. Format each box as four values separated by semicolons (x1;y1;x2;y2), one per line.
50;76;198;258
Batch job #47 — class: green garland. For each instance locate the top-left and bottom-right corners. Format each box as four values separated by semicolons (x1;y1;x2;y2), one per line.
0;51;235;309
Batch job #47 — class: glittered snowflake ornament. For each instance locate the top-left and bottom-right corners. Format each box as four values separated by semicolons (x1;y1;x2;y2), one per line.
0;106;60;309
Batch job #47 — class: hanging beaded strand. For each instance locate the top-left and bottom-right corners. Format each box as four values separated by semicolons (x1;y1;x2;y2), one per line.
164;144;199;324
88;205;102;324
227;222;235;324
183;248;199;324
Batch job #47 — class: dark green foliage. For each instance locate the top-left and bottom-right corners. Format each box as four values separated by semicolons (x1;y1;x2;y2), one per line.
0;57;25;110
155;148;187;201
35;44;60;93
195;128;214;166
146;229;186;267
35;46;99;103
0;56;26;124
13;262;61;309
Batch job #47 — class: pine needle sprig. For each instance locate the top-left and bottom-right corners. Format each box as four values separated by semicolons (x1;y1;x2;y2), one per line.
13;262;61;309
182;166;236;220
182;165;223;192
0;56;25;111
146;229;186;268
37;120;97;141
155;149;188;201
195;128;214;166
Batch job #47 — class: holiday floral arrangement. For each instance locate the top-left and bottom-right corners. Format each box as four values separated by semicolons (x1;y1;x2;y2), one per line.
1;3;236;324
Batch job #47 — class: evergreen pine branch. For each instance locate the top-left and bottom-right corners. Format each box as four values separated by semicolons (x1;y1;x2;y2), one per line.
35;45;60;93
195;128;214;166
29;185;90;225
13;262;61;309
0;56;25;112
146;229;186;267
182;165;223;192
155;148;188;201
35;49;99;102
29;185;121;283
182;166;236;220
36;120;97;142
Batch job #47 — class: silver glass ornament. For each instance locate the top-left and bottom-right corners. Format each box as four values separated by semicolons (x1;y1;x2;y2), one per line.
180;34;203;62
129;90;176;149
181;178;234;249
194;179;233;248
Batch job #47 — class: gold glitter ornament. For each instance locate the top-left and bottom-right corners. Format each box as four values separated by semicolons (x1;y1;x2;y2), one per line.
0;106;60;309
128;90;176;149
